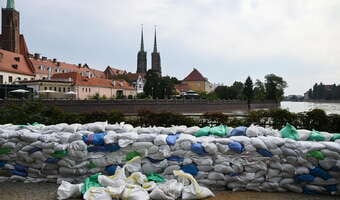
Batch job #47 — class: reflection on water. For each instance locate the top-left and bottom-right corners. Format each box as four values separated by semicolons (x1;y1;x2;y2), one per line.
281;101;340;114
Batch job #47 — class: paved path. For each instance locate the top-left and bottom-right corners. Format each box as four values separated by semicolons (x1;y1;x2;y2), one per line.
0;183;338;200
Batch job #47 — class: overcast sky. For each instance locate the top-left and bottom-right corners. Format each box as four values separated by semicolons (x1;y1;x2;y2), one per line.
14;0;340;95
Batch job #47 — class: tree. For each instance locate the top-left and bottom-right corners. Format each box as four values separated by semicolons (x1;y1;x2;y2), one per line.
264;74;287;103
243;76;254;108
254;80;266;100
143;70;177;99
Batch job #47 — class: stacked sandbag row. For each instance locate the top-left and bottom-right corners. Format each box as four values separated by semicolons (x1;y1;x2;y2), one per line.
0;122;340;196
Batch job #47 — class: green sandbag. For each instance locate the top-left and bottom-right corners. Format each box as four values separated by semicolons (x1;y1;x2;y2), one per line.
126;151;140;161
194;126;211;137
280;123;299;141
87;161;97;169
147;173;166;183
307;130;326;141
210;125;229;137
51;150;68;159
81;173;102;194
307;150;325;160
0;147;12;155
330;134;340;141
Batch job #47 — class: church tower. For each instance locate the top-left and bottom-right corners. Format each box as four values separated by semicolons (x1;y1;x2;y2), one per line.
151;27;161;76
136;26;147;74
1;0;20;53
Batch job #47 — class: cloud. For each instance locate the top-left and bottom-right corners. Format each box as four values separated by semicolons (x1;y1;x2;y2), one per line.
17;0;340;94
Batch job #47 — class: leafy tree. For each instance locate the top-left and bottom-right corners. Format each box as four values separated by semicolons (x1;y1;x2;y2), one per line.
243;76;254;107
264;74;287;103
254;79;266;100
143;70;177;99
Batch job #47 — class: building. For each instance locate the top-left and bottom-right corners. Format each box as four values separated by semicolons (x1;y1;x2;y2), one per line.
104;66;127;79
151;27;161;76
182;68;213;93
136;27;147;74
52;72;136;100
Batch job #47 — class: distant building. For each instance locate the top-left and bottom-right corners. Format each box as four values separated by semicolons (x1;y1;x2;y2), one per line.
182;68;213;93
151;28;161;76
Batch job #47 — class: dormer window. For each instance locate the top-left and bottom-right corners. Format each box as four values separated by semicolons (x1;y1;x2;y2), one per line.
12;64;18;69
14;57;20;62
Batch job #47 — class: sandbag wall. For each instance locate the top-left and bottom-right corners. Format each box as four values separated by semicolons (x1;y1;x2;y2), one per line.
0;122;340;195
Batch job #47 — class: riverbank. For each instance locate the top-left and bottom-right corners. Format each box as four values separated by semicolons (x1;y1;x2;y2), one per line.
0;182;337;200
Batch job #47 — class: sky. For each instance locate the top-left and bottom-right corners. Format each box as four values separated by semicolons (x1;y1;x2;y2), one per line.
14;0;340;95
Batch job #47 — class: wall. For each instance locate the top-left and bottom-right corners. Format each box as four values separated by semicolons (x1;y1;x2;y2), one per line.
0;71;34;84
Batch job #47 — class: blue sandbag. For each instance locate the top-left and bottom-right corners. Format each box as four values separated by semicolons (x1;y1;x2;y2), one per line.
0;160;6;168
83;133;107;146
167;156;184;162
147;157;164;163
310;167;331;180
45;157;60;164
87;143;120;152
181;164;198;176
28;147;42;154
295;174;315;182
330;166;340;172
229;126;247;137
10;170;28;177
191;143;207;155
228;142;244;154
105;165;117;175
15;164;28;172
325;185;337;193
256;148;273;157
166;133;181;146
303;187;318;195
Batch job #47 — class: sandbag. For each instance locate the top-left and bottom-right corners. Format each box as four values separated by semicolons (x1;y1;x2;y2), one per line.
229;126;247;137
280;123;299;140
194;127;210;137
57;181;83;200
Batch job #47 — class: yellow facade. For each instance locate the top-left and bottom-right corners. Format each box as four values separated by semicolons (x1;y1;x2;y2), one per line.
182;80;207;93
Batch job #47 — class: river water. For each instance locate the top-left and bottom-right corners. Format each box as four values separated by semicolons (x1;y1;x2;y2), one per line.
280;101;340;114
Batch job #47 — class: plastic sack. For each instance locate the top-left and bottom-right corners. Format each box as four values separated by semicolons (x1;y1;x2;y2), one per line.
256;148;273;157
308;130;326;141
310;167;331;180
307;151;325;160
88;143;120;153
81;173;102;194
122;184;150;200
0;147;12;155
105;165;118;175
181;164;199;176
229;126;247;137
191;143;207;155
83;133;106;146
167;156;184;163
166;133;181;146
295;174;315;182
0;160;6;168
126;151;141;161
174;170;214;200
228;141;244;154
98;166;127;198
194;126;210;137
150;180;183;200
51;150;68;159
83;187;112;200
210;125;228;137
57;181;83;200
46;157;60;164
280;123;299;140
147;173;166;183
330;134;340;141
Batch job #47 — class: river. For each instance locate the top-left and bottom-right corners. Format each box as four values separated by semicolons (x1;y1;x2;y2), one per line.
280;101;340;114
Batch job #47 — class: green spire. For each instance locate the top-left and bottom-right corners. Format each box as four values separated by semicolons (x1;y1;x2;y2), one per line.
6;0;15;9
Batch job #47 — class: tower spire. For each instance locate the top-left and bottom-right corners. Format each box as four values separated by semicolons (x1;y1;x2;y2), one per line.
6;0;15;9
140;25;144;51
153;26;158;53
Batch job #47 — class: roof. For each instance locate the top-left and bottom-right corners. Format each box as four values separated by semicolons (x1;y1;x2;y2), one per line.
52;72;134;90
0;49;34;76
183;68;207;82
104;66;127;76
124;73;145;82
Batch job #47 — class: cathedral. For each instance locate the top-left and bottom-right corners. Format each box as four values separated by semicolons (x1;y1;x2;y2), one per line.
136;26;162;76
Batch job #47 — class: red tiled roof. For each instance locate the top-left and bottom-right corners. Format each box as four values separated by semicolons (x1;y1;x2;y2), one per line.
105;66;127;76
0;49;34;76
52;72;134;90
183;68;207;82
124;73;145;81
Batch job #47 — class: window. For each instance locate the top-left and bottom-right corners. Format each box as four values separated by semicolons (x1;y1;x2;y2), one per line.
63;87;66;92
8;76;12;83
0;75;3;84
44;87;47;90
54;87;57;91
17;77;21;81
49;87;52;90
31;78;34;80
68;87;70;92
89;88;91;93
58;87;61;92
24;78;27;81
82;88;84;92
85;88;87;92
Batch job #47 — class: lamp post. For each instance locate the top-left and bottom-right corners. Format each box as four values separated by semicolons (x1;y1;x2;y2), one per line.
152;87;154;99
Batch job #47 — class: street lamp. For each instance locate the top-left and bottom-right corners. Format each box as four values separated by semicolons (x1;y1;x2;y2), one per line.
152;87;154;99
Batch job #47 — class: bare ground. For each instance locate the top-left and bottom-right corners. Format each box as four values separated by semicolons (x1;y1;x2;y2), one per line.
0;183;338;200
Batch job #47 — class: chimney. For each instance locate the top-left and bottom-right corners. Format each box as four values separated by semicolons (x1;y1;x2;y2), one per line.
34;53;40;60
42;56;47;61
78;63;82;68
53;58;57;63
57;62;61;66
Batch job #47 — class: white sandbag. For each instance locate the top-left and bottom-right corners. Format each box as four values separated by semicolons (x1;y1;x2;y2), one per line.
68;140;87;159
122;184;150;200
174;170;214;200
153;135;168;146
83;187;112;200
57;181;83;200
297;130;311;141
